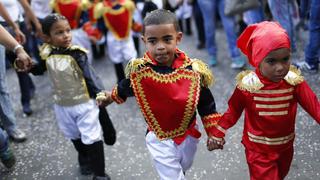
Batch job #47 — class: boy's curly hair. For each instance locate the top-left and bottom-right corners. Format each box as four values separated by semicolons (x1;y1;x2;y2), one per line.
142;9;180;34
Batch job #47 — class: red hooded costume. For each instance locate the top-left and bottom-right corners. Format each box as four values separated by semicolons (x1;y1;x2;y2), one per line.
211;21;320;180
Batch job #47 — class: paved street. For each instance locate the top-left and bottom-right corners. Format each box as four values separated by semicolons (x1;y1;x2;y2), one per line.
0;28;319;180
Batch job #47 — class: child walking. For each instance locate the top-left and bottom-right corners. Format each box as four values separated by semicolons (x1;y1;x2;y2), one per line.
208;21;320;180
30;14;110;180
97;9;221;180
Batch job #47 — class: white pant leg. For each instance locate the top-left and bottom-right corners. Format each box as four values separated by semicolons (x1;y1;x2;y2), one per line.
146;131;198;180
54;104;81;140
54;100;102;144
74;100;102;145
107;32;137;63
178;135;199;172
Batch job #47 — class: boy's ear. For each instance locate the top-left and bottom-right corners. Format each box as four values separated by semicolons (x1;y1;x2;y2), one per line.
176;32;183;44
42;34;51;43
141;35;146;43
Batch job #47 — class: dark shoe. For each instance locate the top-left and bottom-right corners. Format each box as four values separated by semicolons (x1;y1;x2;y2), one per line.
22;104;33;116
8;128;27;142
294;61;318;74
196;42;205;50
0;147;16;169
92;174;111;180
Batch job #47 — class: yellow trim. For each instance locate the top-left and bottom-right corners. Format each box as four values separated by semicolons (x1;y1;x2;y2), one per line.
258;111;288;116
131;68;201;140
99;0;135;40
248;132;294;145
216;125;226;134
254;88;294;94
202;114;221;128
254;95;293;102
256;103;289;109
210;136;224;142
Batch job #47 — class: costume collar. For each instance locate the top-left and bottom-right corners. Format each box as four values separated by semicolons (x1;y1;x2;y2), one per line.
144;49;191;69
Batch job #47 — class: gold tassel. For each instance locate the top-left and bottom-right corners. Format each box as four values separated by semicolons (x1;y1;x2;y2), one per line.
191;59;214;87
236;70;264;92
125;58;146;78
284;65;304;85
93;2;104;19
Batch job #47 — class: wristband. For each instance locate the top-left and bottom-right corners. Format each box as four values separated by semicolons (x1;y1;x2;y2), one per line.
13;44;23;54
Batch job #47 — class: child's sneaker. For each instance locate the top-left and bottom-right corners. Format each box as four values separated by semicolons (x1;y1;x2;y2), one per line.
209;56;217;66
231;56;246;69
0;147;16;169
294;61;318;74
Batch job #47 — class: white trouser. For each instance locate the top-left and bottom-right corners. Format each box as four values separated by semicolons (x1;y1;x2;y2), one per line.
106;32;137;63
54;100;102;145
146;131;199;180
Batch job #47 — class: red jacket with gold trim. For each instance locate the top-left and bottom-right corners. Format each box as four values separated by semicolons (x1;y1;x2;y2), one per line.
51;0;90;29
110;49;221;144
94;0;134;40
211;66;320;153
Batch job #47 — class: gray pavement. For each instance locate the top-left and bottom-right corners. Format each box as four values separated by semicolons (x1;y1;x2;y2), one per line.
0;28;319;180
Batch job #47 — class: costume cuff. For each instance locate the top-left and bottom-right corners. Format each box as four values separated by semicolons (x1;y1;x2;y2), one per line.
111;85;126;104
201;113;222;136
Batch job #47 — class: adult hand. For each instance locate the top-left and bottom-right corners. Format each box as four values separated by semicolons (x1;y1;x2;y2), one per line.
15;47;32;72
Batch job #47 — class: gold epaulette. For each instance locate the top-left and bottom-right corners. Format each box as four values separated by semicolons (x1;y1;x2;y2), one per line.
124;58;146;78
123;0;135;12
284;65;304;86
49;0;55;9
93;2;104;19
191;59;214;87
68;45;89;53
39;43;52;60
81;0;91;10
236;70;264;92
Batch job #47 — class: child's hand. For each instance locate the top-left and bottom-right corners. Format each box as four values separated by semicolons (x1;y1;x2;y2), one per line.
207;136;225;151
96;91;113;107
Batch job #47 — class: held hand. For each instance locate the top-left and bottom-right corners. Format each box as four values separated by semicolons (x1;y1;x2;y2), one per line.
207;137;225;151
13;28;26;44
96;91;113;107
15;48;32;72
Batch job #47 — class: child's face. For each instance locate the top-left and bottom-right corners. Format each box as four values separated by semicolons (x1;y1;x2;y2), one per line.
46;19;72;48
142;24;182;67
259;48;291;82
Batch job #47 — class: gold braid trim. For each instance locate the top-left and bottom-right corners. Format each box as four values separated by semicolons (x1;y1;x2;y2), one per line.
191;59;214;87
125;58;147;78
284;65;304;86
236;70;264;92
68;45;88;53
202;113;222;129
131;68;201;140
111;85;125;104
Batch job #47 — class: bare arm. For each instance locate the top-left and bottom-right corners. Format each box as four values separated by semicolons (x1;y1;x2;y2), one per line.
18;0;42;37
0;25;32;71
0;2;26;44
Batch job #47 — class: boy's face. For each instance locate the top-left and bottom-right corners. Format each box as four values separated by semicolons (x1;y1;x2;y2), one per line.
142;24;182;67
259;48;291;82
45;19;72;48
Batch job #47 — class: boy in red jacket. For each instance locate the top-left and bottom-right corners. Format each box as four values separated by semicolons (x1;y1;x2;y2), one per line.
208;21;320;180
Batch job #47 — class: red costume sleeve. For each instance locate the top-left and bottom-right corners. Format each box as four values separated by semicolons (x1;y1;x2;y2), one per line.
295;81;320;123
211;87;246;138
